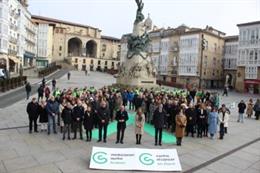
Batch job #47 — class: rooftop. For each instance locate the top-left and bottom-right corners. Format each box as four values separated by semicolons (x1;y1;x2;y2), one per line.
224;35;239;42
237;21;260;27
101;35;121;42
32;15;101;31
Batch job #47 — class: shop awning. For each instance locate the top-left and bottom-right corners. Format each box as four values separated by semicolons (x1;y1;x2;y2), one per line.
244;80;260;84
24;51;35;59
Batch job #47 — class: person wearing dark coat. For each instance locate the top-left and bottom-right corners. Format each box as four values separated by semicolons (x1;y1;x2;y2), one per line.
237;100;246;123
25;82;31;100
115;105;129;144
72;100;84;140
84;106;95;142
46;96;59;134
37;85;44;102
134;95;143;111
39;100;48;131
185;104;197;137
97;101;110;143
196;104;208;138
61;102;73;140
153;104;166;146
26;97;39;133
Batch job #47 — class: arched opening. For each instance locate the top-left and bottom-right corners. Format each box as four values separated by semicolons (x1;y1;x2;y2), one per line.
8;58;15;73
226;74;233;89
68;37;82;57
86;40;97;58
0;58;7;69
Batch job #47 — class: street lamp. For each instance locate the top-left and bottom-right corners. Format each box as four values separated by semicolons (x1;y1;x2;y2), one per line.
199;34;207;89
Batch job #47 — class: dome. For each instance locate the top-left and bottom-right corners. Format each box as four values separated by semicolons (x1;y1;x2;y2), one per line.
144;14;152;31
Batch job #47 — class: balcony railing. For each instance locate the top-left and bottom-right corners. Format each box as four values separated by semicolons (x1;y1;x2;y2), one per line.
26;27;36;34
9;36;18;44
8;49;17;56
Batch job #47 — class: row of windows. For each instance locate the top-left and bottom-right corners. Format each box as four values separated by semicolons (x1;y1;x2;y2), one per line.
238;49;260;65
0;38;8;50
224;44;238;55
245;66;258;79
240;28;260;41
178;66;197;75
180;38;199;48
223;59;237;69
179;53;198;65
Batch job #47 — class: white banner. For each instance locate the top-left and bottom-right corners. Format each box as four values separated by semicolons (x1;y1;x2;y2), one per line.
90;147;182;172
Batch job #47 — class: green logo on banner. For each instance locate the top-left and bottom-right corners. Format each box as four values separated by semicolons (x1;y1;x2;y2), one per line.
139;153;154;165
92;152;108;164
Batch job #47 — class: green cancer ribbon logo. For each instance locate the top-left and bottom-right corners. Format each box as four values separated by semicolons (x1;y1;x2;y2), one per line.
92;152;108;164
139;153;155;165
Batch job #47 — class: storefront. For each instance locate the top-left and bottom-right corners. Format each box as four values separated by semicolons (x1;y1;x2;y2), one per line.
36;57;49;68
244;79;260;94
23;51;35;68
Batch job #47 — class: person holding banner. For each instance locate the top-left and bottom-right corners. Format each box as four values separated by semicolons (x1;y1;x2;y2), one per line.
175;107;187;146
115;105;129;144
97;101;110;143
153;104;165;146
135;108;145;145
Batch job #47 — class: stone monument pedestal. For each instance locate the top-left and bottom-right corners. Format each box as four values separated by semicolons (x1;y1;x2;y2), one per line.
117;55;157;88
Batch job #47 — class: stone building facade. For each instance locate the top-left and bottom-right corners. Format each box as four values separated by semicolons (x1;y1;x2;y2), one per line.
32;15;121;71
133;25;226;89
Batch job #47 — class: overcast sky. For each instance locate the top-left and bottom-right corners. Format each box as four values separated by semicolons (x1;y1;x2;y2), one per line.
28;0;260;38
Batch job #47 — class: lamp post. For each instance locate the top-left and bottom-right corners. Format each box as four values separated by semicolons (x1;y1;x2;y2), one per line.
199;34;207;89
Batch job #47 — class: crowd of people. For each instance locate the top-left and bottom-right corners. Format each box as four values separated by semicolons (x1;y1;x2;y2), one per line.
26;79;260;146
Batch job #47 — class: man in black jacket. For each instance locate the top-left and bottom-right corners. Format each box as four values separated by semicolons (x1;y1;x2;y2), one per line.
61;102;73;140
37;85;44;102
185;104;197;137
115;105;129;144
72;100;84;140
25;82;31;100
26;97;39;133
97;101;110;143
153;104;165;146
238;100;246;123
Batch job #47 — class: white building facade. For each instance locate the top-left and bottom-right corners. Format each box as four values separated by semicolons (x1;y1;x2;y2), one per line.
236;21;260;94
0;0;9;71
223;36;238;88
179;34;199;76
0;0;36;76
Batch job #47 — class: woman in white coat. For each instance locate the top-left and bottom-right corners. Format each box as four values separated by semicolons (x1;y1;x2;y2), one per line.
218;104;230;139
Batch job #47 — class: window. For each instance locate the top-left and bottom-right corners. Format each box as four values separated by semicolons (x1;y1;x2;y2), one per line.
98;60;101;65
75;58;78;63
59;53;62;56
105;61;108;65
83;59;86;64
59;46;62;51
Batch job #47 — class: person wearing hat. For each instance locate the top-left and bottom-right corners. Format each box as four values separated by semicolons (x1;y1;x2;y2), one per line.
26;97;39;133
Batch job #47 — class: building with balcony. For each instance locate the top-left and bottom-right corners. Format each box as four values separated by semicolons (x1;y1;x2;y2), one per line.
223;35;238;89
236;21;260;94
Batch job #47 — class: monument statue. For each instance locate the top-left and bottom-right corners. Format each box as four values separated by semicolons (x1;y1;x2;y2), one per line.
117;0;157;87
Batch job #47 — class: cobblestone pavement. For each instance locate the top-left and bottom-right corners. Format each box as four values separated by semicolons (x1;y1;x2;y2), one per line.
0;71;259;173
